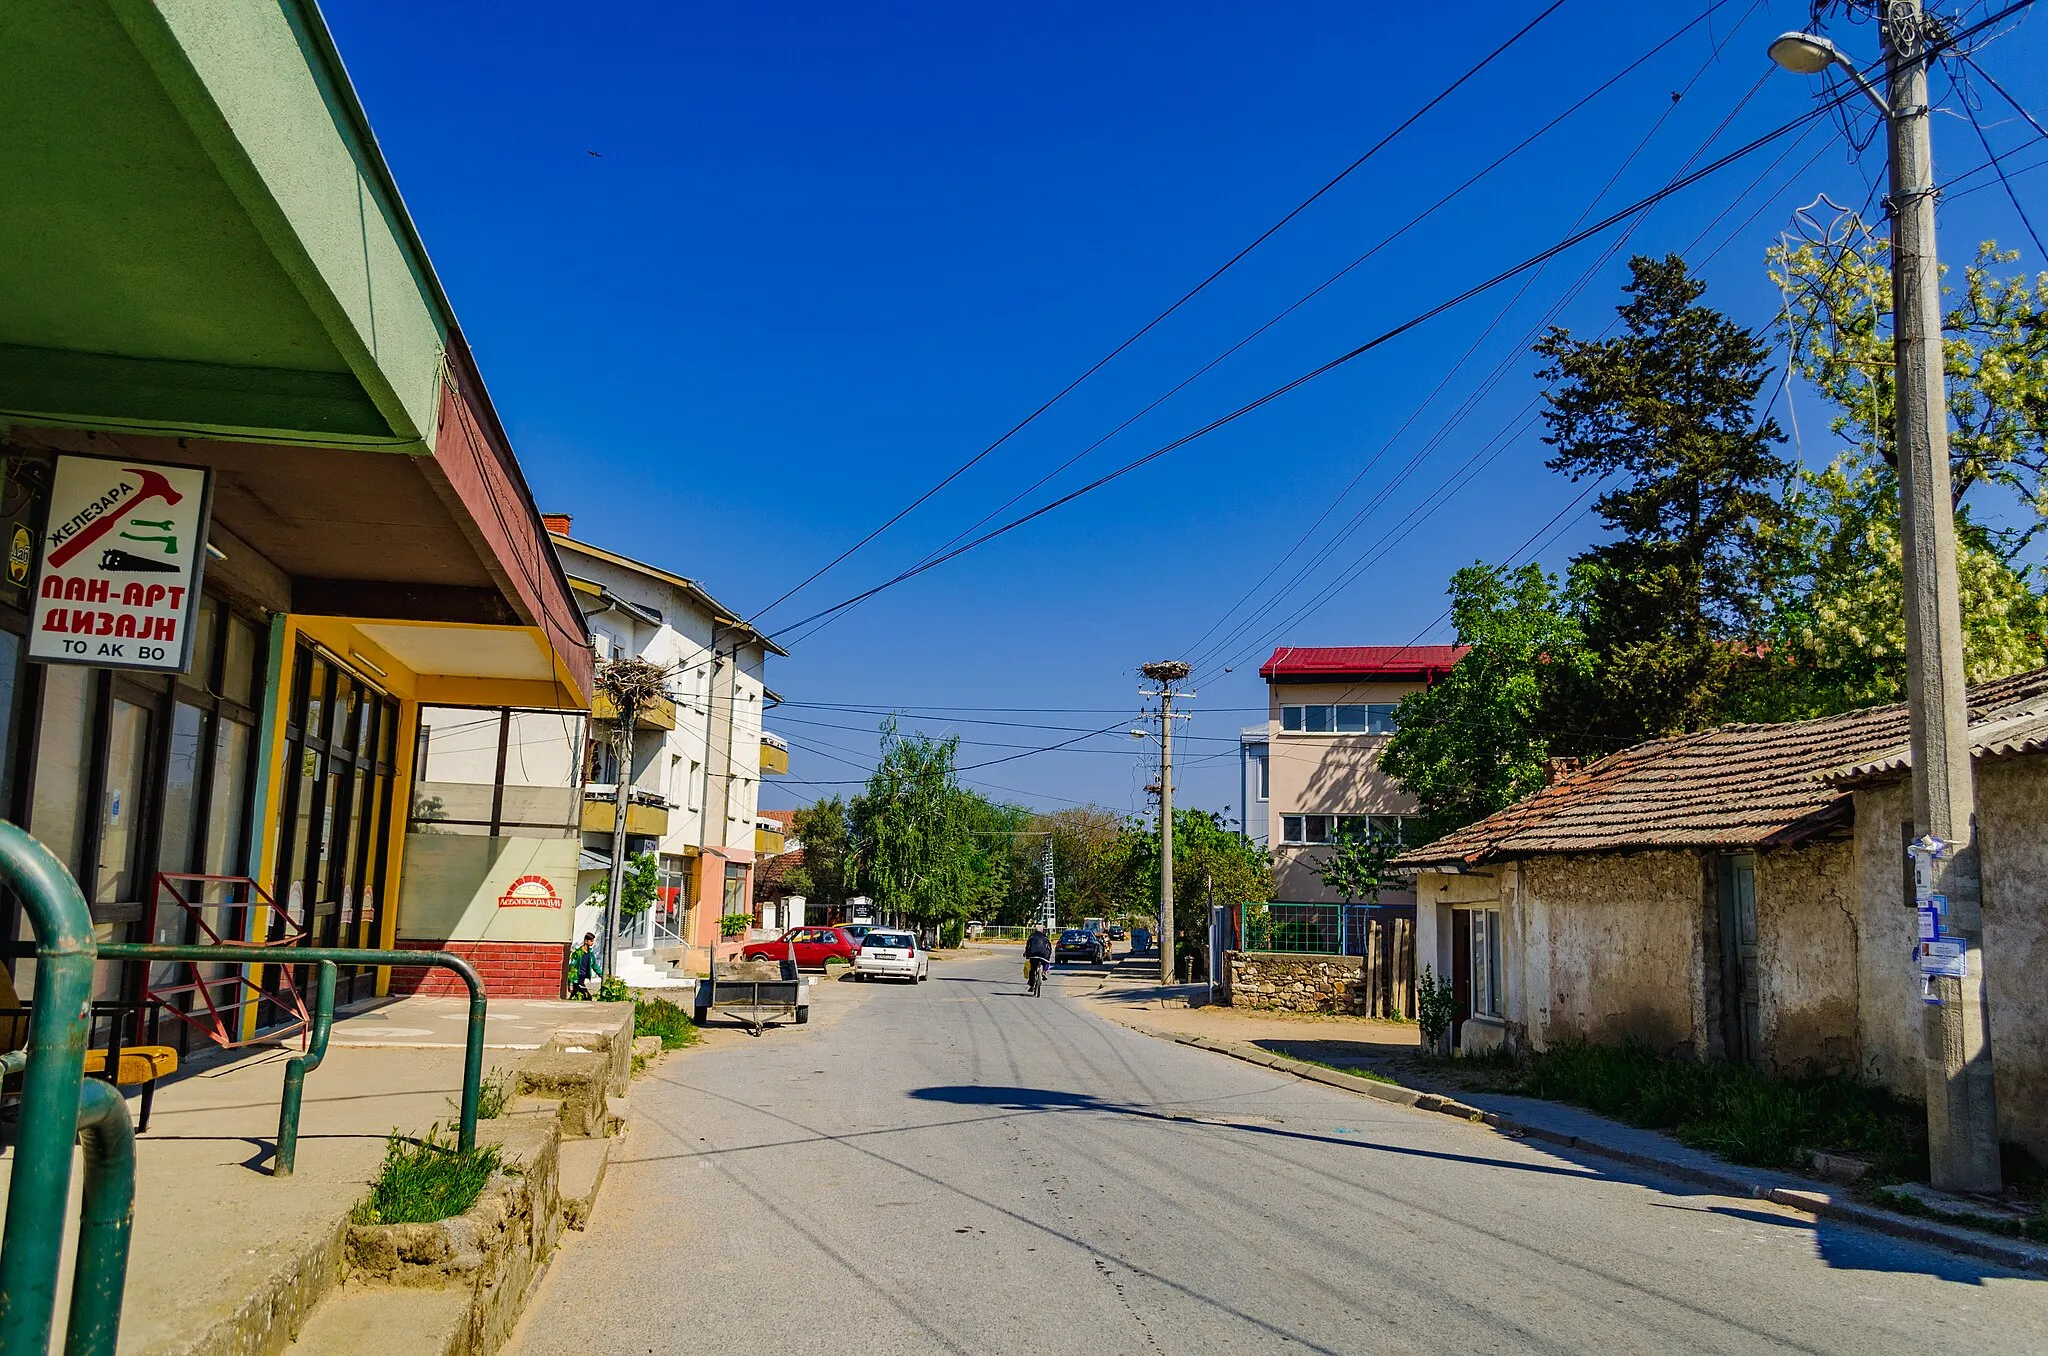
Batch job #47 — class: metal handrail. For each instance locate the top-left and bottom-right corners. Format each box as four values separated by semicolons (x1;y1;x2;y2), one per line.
0;821;134;1356
97;944;487;1160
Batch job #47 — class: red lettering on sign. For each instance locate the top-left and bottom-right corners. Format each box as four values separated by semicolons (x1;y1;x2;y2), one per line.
144;584;165;609
40;576;64;600
147;617;176;641
69;609;94;634
86;579;108;605
42;611;66;633
63;578;86;602
113;614;136;639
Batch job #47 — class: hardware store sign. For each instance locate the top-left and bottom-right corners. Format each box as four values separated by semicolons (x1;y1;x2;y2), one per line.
29;455;213;673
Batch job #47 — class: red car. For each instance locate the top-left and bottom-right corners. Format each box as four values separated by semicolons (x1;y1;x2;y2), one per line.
742;925;859;970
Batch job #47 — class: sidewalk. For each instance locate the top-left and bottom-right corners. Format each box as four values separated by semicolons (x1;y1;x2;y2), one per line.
1080;981;2048;1277
0;996;624;1356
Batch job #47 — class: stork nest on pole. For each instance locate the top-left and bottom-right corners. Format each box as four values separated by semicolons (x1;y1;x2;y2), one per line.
594;657;670;723
1140;660;1191;683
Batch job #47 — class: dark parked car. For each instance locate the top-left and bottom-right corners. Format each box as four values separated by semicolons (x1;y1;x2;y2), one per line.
1107;925;1125;941
742;925;859;969
1054;928;1107;965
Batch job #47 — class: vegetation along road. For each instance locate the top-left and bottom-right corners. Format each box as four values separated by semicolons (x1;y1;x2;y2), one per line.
508;952;2048;1355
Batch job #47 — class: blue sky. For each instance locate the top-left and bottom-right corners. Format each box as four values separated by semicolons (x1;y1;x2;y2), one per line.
327;0;2048;822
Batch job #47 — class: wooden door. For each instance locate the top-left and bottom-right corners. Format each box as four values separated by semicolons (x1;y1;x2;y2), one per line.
1717;855;1760;1066
1450;907;1474;1051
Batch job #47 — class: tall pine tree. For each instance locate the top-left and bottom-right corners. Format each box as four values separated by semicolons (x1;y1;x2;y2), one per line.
1535;254;1787;747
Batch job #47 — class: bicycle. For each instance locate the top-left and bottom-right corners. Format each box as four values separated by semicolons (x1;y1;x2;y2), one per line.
1026;956;1047;997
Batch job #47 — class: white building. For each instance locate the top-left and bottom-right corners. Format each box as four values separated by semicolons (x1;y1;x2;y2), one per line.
545;516;786;983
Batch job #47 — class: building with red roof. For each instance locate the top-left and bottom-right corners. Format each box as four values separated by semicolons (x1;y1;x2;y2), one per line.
1254;644;1464;903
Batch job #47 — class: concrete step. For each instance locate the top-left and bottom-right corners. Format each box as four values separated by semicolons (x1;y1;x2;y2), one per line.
284;1285;467;1356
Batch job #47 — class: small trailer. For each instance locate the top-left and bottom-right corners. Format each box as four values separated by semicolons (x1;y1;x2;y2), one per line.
693;957;809;1036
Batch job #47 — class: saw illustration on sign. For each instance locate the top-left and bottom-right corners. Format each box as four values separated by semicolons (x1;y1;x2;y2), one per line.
28;455;212;674
497;875;564;909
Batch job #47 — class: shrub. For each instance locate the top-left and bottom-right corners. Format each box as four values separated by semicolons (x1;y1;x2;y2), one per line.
352;1125;505;1226
1414;966;1456;1051
634;996;699;1050
1521;1040;1926;1177
719;914;751;939
595;975;629;1003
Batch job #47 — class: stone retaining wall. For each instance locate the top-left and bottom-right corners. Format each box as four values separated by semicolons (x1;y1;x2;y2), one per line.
1224;951;1374;1015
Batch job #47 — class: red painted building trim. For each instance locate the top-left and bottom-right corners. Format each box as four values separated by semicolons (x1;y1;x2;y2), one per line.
425;331;594;700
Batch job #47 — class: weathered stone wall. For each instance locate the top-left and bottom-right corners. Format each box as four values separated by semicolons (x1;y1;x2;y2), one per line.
1753;837;1860;1074
1855;760;2048;1159
1224;951;1372;1015
1521;852;1705;1056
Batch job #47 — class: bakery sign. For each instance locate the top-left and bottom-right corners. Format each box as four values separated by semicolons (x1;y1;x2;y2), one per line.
497;875;563;909
29;455;213;674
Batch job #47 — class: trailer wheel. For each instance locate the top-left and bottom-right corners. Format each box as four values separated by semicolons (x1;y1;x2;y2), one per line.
796;1006;810;1025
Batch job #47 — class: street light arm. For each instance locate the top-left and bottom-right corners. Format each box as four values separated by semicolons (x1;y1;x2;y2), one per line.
1767;30;1890;117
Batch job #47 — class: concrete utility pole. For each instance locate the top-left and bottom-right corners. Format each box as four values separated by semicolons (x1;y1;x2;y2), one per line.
1769;4;1999;1191
1139;661;1191;986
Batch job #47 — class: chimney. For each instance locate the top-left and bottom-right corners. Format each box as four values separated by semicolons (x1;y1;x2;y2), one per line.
542;513;572;537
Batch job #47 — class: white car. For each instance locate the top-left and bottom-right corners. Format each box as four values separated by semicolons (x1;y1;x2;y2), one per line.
853;929;929;983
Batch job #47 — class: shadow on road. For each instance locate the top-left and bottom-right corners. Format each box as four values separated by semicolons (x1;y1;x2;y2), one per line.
905;1085;2031;1285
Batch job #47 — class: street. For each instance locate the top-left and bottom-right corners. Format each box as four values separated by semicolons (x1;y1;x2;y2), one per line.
507;952;2048;1355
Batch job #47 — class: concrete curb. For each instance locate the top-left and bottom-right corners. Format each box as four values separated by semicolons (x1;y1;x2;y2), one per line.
1116;1020;2048;1277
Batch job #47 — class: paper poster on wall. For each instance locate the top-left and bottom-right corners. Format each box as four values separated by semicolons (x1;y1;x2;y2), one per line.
27;454;213;673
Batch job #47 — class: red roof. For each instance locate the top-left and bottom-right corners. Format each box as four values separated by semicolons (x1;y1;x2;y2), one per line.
1260;645;1469;681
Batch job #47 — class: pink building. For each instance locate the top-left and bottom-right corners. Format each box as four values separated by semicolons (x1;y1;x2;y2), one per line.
1259;645;1466;903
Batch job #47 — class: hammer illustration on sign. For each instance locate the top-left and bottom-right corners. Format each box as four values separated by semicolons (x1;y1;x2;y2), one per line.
48;466;182;569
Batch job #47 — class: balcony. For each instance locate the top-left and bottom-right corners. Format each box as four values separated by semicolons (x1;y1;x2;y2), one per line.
755;820;786;855
760;731;789;776
581;785;671;838
592;691;678;731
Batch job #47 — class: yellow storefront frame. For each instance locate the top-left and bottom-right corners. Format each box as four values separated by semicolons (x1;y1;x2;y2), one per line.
238;614;587;1038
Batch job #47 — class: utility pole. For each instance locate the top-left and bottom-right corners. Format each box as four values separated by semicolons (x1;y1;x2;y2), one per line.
1041;837;1057;934
1139;661;1191;986
595;657;667;984
1881;0;1999;1194
1768;3;1999;1191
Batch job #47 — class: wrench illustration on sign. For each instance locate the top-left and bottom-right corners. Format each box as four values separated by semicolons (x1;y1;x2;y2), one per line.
48;466;182;568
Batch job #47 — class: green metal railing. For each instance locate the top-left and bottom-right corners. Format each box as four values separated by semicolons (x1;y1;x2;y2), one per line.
0;821;135;1356
0;848;490;1356
97;944;488;1169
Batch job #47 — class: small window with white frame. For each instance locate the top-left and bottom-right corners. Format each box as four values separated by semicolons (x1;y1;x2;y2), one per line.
1279;813;1405;846
1279;703;1400;735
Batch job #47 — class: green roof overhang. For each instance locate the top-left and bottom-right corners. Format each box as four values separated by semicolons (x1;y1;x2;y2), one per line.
0;0;448;452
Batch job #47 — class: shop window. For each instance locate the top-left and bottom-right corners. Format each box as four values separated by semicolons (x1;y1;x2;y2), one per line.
409;704;585;837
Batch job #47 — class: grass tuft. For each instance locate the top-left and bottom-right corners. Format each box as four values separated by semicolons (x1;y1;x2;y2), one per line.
351;1125;505;1226
633;996;699;1050
475;1068;514;1120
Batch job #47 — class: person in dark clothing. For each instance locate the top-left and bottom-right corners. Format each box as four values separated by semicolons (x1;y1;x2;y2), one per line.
570;932;602;998
1023;928;1053;995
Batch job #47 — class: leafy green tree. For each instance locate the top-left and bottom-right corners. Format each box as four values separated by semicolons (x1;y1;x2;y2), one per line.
1382;563;1589;839
1110;809;1268;972
1732;453;2048;718
1536;253;1789;744
1771;226;2048;548
587;851;659;918
784;796;853;912
1312;828;1400;906
848;721;979;941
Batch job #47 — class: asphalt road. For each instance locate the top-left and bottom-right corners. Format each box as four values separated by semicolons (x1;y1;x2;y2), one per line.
507;950;2048;1355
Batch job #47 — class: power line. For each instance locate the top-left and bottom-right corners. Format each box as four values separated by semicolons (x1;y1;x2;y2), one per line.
747;0;1572;626
776;1;1753;653
1953;64;2048;258
764;87;1867;646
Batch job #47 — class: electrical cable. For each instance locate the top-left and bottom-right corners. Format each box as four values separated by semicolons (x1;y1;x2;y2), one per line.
1953;66;2048;258
763;85;1866;648
747;0;1572;625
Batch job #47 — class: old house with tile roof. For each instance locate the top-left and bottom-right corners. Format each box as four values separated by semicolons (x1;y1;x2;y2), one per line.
1393;667;2048;1160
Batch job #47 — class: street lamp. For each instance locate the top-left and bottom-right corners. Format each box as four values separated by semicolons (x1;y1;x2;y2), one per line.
1767;7;2001;1193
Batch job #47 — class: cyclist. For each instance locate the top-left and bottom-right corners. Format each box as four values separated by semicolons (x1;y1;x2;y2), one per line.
1023;927;1053;996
